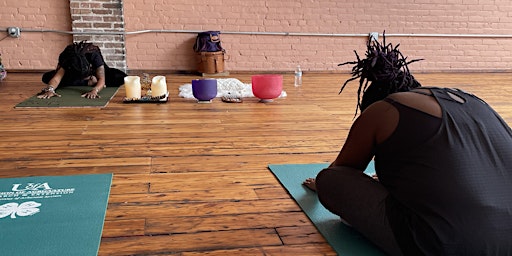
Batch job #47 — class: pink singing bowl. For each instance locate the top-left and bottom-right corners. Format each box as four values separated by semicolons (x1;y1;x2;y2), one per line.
251;74;283;102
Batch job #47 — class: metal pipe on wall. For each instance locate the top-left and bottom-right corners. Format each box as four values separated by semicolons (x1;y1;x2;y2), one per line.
3;28;512;38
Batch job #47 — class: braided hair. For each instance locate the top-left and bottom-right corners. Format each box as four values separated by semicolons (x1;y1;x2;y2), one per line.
338;32;423;116
58;41;92;78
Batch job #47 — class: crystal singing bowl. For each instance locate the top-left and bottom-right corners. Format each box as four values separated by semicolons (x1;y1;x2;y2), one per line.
192;78;218;101
251;74;283;102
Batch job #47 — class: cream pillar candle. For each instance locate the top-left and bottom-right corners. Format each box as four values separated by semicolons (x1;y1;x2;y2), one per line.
124;76;142;99
151;76;167;97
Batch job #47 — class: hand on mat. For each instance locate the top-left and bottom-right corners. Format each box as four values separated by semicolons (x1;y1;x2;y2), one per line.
37;91;61;99
302;178;317;192
81;90;101;99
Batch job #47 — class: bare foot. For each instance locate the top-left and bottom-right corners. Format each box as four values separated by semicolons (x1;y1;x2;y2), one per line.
302;178;317;192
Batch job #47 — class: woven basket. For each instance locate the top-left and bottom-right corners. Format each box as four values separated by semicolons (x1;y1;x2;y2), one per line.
197;51;225;74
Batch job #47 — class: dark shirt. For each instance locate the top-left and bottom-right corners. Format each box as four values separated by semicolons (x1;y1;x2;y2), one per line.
43;43;126;87
83;44;107;70
58;43;106;76
376;88;512;255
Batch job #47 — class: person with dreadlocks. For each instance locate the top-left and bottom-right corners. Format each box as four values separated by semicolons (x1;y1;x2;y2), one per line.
303;34;512;255
38;41;126;99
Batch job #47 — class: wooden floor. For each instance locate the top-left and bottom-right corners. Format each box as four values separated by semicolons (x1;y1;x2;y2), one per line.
0;72;511;255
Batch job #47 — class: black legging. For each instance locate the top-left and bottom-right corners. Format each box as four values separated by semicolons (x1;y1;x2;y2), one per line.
42;66;126;87
315;166;404;256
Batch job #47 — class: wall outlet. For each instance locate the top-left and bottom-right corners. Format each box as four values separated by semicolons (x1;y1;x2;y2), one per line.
7;27;20;38
369;32;379;42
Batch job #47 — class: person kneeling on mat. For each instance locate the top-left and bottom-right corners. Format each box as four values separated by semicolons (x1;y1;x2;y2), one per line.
39;41;126;99
303;35;512;256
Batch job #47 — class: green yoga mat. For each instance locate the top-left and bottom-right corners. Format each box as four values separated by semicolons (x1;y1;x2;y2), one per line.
15;86;120;108
268;162;386;256
0;173;113;256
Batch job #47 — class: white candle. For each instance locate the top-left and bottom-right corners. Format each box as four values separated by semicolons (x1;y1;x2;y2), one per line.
124;76;141;99
151;76;167;97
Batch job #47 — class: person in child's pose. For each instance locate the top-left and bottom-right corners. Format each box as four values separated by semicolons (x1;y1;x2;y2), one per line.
303;36;512;255
39;41;126;99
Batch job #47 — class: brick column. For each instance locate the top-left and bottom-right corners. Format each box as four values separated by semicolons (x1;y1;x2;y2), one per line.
69;0;127;72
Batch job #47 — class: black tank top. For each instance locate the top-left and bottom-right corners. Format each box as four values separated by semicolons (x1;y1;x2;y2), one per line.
376;87;512;255
380;96;441;156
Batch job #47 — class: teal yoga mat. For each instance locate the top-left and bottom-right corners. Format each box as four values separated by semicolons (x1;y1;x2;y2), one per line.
268;162;386;256
0;173;113;256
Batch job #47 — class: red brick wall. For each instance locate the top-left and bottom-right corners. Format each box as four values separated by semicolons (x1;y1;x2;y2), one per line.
70;0;126;71
0;0;71;70
2;0;512;73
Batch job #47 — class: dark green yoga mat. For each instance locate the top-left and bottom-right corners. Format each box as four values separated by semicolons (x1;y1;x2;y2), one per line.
15;86;120;108
268;162;386;256
0;173;113;256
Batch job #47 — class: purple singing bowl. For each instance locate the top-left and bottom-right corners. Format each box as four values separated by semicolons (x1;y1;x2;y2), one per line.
251;74;283;101
192;79;217;101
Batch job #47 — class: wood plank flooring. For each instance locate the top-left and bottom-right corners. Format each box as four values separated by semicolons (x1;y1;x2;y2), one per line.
0;72;510;255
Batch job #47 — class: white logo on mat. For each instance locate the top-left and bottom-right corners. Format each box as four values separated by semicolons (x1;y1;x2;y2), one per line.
0;182;75;201
11;182;52;191
0;201;41;219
